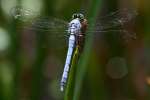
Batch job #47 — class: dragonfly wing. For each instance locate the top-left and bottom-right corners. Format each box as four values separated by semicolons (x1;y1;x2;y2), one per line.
28;17;69;32
86;9;137;42
88;8;138;31
10;6;69;33
10;6;70;48
87;29;137;42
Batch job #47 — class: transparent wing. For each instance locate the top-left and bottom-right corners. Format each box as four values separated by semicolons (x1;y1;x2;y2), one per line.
87;8;137;41
10;6;70;50
10;6;137;42
10;6;69;33
88;8;138;31
28;17;68;33
93;29;136;43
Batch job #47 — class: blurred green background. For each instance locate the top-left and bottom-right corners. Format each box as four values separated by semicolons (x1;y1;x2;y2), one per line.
0;0;150;100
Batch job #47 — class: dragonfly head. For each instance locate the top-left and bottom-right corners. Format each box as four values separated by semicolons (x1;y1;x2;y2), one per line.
72;13;84;22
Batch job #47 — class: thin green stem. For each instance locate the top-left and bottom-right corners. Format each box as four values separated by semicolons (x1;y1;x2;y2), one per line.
72;0;102;99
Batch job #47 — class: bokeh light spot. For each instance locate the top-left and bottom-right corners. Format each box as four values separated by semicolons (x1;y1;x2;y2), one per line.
0;28;10;51
1;0;17;17
21;0;43;14
106;57;128;79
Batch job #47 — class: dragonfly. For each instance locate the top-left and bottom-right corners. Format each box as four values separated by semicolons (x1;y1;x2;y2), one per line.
10;6;138;92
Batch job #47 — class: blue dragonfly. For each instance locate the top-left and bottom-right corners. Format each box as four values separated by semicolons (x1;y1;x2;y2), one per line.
10;6;138;91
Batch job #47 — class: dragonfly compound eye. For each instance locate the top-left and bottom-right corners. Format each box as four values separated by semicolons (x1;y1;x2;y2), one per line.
72;13;84;21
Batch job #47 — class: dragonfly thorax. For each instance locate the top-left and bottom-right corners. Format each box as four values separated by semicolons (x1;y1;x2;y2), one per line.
68;18;81;35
